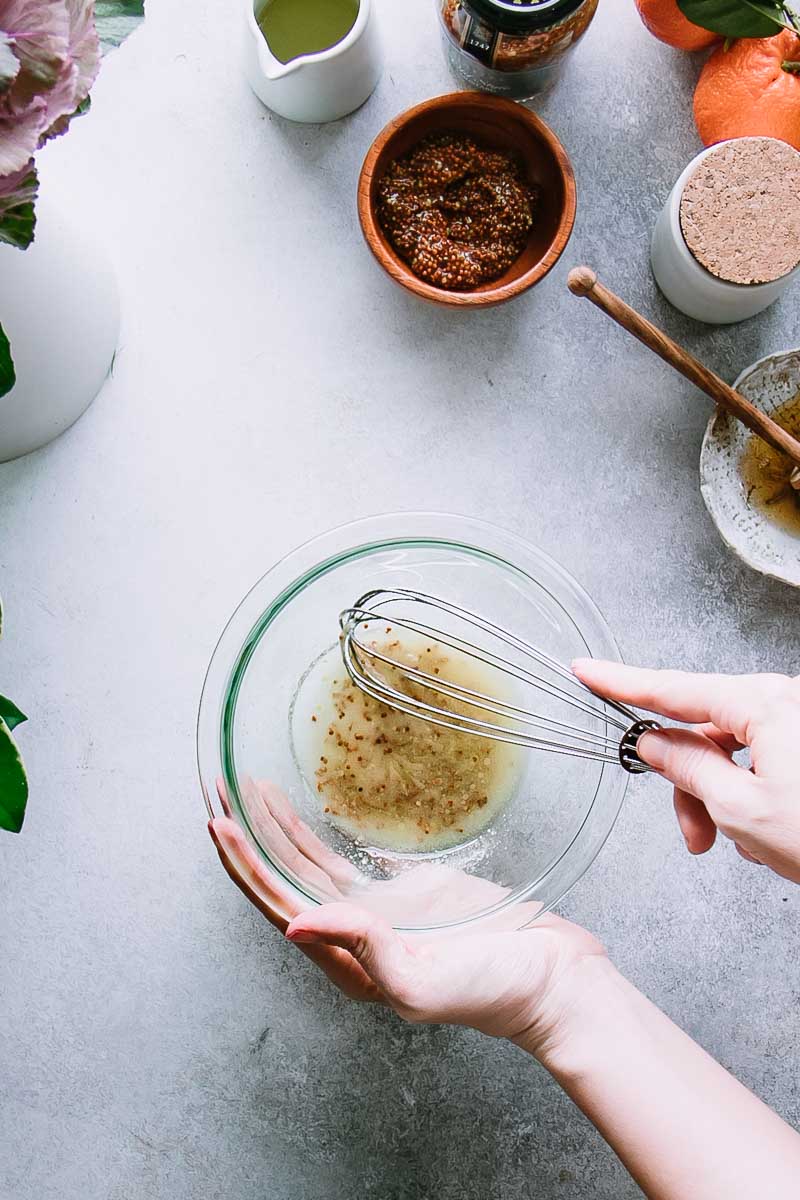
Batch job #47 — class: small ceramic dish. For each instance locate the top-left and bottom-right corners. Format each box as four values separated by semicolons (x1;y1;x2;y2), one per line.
357;91;576;308
700;349;800;587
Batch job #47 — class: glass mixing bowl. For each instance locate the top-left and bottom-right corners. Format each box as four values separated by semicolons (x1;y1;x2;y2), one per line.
197;513;628;932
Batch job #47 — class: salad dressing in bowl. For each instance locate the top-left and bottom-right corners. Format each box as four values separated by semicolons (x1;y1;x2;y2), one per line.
198;513;629;931
292;633;522;855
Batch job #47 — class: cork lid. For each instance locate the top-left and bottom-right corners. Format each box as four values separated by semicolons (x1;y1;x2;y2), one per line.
679;138;800;286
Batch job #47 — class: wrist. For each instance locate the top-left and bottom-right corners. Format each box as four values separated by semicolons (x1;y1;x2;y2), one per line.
511;954;632;1072
514;951;800;1200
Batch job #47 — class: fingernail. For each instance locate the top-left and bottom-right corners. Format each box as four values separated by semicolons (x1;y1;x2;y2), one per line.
638;729;671;770
285;928;320;944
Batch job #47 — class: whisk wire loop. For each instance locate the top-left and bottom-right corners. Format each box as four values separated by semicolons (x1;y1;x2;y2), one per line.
342;636;622;761
339;588;657;774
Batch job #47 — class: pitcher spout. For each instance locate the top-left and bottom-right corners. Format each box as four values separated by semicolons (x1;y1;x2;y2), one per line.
255;40;295;80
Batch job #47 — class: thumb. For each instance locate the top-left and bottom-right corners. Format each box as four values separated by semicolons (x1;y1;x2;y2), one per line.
639;728;755;825
286;903;417;998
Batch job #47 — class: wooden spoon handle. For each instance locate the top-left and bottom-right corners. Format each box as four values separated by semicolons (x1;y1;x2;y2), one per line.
567;266;800;473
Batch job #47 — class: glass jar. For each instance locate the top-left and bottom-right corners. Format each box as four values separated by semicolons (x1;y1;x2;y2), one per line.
438;0;599;98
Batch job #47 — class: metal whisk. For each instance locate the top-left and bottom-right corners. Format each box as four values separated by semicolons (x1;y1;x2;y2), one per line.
339;588;660;774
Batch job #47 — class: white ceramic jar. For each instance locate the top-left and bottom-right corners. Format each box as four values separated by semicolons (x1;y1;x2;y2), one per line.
650;141;800;325
243;0;382;123
0;199;119;462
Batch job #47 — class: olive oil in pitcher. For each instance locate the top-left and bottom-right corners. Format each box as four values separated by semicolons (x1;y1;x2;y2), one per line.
257;0;360;63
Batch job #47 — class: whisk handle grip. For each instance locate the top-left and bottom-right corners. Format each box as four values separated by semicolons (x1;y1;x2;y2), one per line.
567;267;800;473
619;718;660;774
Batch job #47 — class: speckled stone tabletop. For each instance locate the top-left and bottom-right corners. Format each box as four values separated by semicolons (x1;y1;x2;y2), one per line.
1;1;798;1197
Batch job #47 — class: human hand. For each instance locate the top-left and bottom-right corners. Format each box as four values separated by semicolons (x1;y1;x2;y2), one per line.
209;779;381;1002
573;659;800;884
286;897;608;1053
211;781;609;1053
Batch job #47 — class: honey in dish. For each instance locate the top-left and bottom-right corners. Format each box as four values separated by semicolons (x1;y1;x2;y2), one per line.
739;392;800;538
307;636;521;853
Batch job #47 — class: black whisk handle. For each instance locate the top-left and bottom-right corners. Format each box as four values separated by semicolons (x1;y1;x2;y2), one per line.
619;719;661;774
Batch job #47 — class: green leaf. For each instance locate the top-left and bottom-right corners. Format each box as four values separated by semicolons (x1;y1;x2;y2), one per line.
0;716;28;833
94;0;146;54
0;321;14;399
0;163;38;250
677;0;796;37
0;695;26;731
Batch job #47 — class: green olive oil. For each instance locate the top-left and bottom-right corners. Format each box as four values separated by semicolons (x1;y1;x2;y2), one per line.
256;0;359;64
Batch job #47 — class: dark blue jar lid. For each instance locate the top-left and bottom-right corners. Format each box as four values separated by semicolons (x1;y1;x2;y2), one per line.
461;0;586;34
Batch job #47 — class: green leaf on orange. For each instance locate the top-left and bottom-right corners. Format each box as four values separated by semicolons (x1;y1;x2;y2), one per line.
677;0;797;37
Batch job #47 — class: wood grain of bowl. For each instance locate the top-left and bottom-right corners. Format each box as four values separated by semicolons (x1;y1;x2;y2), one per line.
357;92;577;309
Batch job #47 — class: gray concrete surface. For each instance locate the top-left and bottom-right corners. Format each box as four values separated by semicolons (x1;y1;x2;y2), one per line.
1;0;799;1196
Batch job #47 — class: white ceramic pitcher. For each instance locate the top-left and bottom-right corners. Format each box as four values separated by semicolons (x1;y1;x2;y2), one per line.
244;0;382;123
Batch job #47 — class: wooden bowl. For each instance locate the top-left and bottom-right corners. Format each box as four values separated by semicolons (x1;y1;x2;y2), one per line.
357;92;577;308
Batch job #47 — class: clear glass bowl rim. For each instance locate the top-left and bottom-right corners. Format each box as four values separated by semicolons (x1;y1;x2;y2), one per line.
197;511;629;931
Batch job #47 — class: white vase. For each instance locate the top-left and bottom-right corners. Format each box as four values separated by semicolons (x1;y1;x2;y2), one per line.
0;198;120;462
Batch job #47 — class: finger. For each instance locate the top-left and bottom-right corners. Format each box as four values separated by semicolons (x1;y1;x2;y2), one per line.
693;723;743;755
287;903;417;1000
210;820;383;1002
256;781;362;889
296;942;386;1003
672;723;735;854
209;817;296;929
239;777;342;900
216;776;233;818
571;660;775;745
637;727;755;818
673;788;717;854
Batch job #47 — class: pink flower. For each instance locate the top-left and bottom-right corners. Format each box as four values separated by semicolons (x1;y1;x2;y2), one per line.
0;93;44;174
0;0;99;175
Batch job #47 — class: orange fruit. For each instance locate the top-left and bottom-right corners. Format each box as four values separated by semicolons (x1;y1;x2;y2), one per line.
634;0;719;50
694;32;800;150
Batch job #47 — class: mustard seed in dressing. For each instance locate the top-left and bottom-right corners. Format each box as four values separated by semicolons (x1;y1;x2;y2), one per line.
376;132;538;290
311;638;521;852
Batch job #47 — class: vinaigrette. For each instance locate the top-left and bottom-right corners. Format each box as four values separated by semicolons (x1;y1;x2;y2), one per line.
303;637;521;853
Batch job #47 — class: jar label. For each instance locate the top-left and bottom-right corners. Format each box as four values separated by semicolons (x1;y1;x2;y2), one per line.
460;14;499;65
